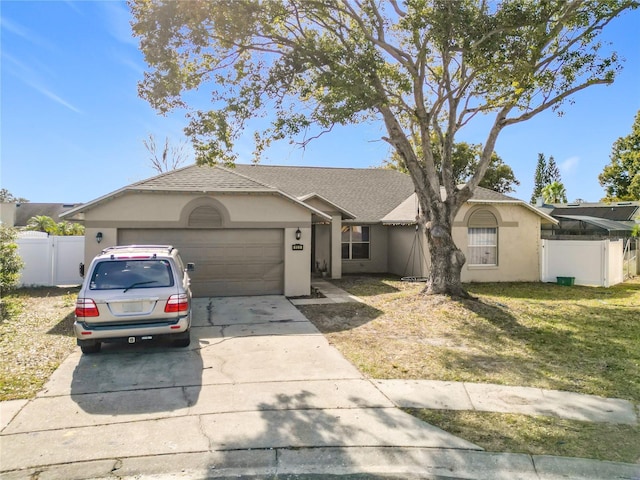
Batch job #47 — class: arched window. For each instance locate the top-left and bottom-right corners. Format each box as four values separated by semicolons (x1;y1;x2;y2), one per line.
467;209;498;266
188;205;222;227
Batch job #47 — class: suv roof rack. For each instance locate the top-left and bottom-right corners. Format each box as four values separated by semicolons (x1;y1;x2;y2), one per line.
101;245;174;254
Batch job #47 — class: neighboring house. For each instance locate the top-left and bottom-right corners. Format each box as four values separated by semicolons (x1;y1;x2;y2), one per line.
538;201;640;238
0;203;17;226
61;164;556;297
0;202;82;228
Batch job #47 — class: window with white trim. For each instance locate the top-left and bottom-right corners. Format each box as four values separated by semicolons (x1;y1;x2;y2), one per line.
467;210;498;266
341;225;370;260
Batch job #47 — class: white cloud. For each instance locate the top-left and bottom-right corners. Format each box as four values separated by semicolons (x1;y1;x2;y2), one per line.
1;53;82;114
0;16;58;53
1;16;33;39
30;84;83;114
100;1;138;46
560;156;580;174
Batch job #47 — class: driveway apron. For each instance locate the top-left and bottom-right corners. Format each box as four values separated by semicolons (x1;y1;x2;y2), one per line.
0;296;479;475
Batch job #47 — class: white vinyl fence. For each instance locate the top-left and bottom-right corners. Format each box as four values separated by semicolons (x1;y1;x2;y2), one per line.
540;239;624;287
16;235;85;287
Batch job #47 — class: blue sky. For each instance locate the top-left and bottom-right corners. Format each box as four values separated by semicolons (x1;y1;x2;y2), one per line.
1;1;639;204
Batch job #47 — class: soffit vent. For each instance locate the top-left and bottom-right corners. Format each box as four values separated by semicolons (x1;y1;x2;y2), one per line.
469;209;498;228
188;205;222;227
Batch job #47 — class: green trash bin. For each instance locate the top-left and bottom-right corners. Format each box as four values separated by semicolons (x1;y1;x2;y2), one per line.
556;276;575;286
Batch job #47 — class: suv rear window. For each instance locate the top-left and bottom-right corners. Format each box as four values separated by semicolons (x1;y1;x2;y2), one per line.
89;260;174;290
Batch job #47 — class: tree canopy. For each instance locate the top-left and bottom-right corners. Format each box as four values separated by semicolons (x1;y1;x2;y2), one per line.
26;216;84;236
531;153;565;203
131;0;636;296
0;189;28;203
599;109;640;201
541;181;567;204
384;142;520;194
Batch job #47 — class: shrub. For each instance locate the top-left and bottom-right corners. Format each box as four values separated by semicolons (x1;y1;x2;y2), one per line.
0;226;24;297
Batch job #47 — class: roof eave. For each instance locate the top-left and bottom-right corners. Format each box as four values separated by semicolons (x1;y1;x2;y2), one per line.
297;192;357;220
469;199;559;225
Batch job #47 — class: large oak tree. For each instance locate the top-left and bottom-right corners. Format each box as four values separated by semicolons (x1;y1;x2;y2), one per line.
130;0;637;297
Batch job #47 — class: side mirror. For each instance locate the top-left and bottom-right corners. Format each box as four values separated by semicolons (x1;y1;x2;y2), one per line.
79;263;85;278
186;263;195;272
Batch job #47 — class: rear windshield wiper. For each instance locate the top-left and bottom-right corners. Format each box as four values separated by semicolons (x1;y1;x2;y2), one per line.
123;281;157;293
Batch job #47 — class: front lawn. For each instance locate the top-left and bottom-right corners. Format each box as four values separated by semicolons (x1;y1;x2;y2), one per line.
0;287;78;401
299;276;640;401
298;276;640;463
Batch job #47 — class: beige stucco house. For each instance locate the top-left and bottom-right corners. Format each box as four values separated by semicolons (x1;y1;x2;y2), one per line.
61;164;557;297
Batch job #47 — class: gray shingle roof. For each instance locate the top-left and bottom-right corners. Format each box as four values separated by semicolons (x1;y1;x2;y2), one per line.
131;165;274;191
129;165;527;223
232;164;415;223
470;187;520;202
15;203;81;226
63;163;537;224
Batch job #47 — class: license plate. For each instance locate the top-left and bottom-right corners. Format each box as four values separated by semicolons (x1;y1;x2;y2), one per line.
122;302;143;313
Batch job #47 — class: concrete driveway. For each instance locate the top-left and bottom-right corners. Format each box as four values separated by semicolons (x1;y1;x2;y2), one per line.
0;296;482;479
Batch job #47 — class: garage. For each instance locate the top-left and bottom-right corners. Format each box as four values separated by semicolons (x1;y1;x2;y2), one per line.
119;229;284;297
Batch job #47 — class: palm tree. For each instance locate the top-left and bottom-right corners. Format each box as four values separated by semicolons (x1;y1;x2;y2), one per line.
68;223;85;236
541;181;567;204
26;215;57;234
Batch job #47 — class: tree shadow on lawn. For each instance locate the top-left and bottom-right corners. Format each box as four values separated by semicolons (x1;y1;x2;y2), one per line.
298;302;384;333
448;298;639;400
331;274;402;296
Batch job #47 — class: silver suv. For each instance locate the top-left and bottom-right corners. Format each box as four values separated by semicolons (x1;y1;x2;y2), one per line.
75;245;194;354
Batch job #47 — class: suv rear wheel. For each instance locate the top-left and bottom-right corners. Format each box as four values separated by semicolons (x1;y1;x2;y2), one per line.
172;331;190;348
79;341;101;354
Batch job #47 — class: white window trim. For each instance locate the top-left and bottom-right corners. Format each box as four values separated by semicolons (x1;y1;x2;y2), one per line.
467;227;498;267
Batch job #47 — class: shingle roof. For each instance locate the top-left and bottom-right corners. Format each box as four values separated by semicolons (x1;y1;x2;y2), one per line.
131;165;274;191
470;187;520;202
232;164;415;223
62;163;542;224
14;203;81;226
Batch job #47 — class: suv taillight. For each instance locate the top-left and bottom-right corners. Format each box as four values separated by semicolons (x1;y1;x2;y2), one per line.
165;294;189;313
75;298;99;317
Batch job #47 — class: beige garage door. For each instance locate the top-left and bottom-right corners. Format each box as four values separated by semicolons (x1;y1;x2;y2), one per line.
118;229;284;297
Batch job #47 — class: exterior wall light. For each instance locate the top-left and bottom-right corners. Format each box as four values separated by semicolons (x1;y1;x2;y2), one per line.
295;228;302;240
96;232;103;243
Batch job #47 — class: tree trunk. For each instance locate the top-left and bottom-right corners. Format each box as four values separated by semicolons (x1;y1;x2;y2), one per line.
423;221;469;298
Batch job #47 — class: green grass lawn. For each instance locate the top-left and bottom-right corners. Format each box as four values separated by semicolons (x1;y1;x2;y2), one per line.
298;276;640;463
300;276;640;401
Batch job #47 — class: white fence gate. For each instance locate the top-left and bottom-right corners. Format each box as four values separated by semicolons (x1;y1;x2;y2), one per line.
16;236;85;287
540;239;624;287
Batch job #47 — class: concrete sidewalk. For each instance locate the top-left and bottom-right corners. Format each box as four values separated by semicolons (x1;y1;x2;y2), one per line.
375;379;638;426
1;293;638;479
